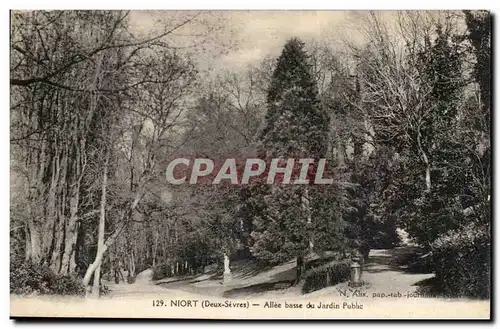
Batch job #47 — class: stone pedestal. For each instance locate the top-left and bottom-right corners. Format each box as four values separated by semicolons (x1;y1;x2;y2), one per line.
349;256;363;287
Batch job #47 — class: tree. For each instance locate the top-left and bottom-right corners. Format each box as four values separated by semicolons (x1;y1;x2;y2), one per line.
10;11;130;274
395;23;470;245
10;10;210;296
249;38;330;283
175;71;265;281
464;10;491;120
347;12;491;247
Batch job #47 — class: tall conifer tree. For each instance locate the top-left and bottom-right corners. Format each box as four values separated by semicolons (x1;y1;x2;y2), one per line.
250;38;329;282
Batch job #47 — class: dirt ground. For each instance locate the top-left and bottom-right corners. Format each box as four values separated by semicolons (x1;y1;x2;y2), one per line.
10;247;490;319
10;248;490;319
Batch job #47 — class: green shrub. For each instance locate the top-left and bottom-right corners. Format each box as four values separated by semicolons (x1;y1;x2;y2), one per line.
10;258;85;296
302;260;350;294
432;222;490;299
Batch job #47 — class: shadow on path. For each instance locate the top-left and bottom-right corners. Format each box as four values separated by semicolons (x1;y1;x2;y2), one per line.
364;247;433;275
222;279;296;298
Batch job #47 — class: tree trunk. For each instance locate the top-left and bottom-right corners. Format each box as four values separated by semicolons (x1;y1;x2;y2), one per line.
336;139;345;167
60;139;83;275
46;150;64;272
425;163;431;192
92;151;108;297
83;220;126;287
49;219;63;272
83;190;141;288
128;250;136;281
152;232;159;266
25;135;47;264
363;116;374;157
295;255;305;285
60;188;79;274
25;185;42;263
25;224;32;261
83;250;104;287
92;263;102;297
302;187;313;251
417;128;431;192
26;218;41;262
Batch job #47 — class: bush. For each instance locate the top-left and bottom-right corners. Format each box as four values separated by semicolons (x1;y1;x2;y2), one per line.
152;262;173;280
10;258;85;296
100;284;110;295
432;222;490;299
51;273;85;295
302;260;350;294
390;247;435;273
364;216;399;249
406;252;434;274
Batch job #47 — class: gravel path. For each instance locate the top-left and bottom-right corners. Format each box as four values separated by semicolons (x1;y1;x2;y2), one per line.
151;248;435;299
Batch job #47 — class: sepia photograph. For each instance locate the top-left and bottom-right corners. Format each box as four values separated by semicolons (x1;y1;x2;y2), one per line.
9;9;491;320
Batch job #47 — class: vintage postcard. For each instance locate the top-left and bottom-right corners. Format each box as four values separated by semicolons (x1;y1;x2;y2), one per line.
9;10;491;320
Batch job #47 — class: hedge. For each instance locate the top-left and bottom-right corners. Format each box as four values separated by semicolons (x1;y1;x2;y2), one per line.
302;259;350;294
432;222;490;299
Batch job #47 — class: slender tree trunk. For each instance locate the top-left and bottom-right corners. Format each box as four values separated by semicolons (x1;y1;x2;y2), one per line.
83;221;126;287
26;139;47;264
83;191;141;287
26;218;41;262
152;232;159;266
129;250;136;280
50;144;69;272
336;139;345;167
25;193;41;262
417;128;431;192
45;154;60;271
302;187;313;251
92;151;108;297
60;187;80;274
25;224;32;261
363;116;374;157
83;250;105;288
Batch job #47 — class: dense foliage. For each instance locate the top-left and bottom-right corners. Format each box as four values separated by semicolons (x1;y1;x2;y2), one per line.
432;222;490;298
10;257;85;296
248;38;353;283
302;259;351;294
